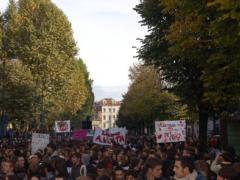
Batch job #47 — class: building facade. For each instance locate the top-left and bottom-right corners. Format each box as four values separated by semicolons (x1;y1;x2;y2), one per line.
92;98;121;129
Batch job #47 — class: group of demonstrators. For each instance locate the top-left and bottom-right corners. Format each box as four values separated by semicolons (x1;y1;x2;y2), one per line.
0;122;239;180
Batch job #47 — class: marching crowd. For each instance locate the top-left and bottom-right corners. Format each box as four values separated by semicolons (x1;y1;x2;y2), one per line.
0;134;239;180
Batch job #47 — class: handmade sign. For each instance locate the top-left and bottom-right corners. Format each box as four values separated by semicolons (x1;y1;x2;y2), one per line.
55;120;71;133
155;120;186;143
93;128;127;146
72;129;87;140
31;133;49;154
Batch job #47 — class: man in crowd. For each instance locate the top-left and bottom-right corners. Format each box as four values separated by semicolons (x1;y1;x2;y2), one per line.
0;159;20;179
173;157;198;180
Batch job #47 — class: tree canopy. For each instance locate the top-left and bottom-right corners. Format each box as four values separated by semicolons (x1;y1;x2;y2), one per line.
135;0;240;144
0;0;93;129
117;64;189;134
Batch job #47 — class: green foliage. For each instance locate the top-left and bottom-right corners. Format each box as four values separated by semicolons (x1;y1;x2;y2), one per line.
73;59;94;124
135;0;240;142
134;0;210;141
117;64;189;131
202;0;240;115
0;0;93;127
0;60;36;125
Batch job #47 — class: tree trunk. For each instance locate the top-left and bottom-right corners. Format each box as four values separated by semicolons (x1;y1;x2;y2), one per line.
220;115;228;148
198;104;208;146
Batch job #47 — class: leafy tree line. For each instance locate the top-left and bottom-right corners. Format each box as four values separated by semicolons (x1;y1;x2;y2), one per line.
0;0;94;129
124;0;240;145
117;64;190;134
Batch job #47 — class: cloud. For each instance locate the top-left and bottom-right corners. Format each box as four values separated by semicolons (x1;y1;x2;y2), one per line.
93;85;128;101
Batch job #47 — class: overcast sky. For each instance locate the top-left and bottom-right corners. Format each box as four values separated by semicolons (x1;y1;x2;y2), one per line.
0;0;146;100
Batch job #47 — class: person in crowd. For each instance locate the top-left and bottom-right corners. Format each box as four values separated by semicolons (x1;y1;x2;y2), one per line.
52;157;68;180
137;157;165;180
0;159;20;180
217;166;238;180
211;152;233;175
0;131;239;180
125;170;137;180
96;175;111;180
14;155;27;179
96;161;105;177
29;175;40;180
195;160;210;180
71;152;83;179
114;166;125;180
173;157;198;180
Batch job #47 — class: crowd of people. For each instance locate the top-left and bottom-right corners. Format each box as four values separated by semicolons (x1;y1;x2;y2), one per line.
0;134;239;180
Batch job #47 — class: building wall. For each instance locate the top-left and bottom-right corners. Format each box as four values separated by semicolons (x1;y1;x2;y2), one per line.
92;98;121;129
101;105;120;129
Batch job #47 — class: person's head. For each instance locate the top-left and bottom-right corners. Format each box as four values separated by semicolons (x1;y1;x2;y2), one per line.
174;157;195;179
145;157;162;179
125;170;136;180
96;162;105;176
102;149;109;158
108;149;114;157
46;143;56;155
217;166;238;180
76;176;92;180
117;152;123;162
71;153;81;165
114;167;125;180
232;163;240;177
1;159;14;175
96;175;111;180
182;147;194;158
30;176;40;180
53;157;68;178
17;156;25;168
29;155;40;165
148;149;156;158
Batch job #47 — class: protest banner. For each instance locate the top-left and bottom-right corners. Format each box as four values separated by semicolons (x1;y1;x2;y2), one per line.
93;128;127;146
72;129;87;140
55;120;71;133
155;120;186;143
31;133;49;154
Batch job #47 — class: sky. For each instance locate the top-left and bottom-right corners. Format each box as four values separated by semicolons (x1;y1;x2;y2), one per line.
0;0;147;100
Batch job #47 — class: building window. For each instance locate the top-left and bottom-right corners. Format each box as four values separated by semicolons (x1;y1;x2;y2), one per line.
103;115;106;120
113;108;115;112
109;116;111;121
103;123;105;128
113;115;115;119
109;108;111;112
103;108;106;112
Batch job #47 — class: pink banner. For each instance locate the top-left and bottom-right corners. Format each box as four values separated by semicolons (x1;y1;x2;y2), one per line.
72;130;87;140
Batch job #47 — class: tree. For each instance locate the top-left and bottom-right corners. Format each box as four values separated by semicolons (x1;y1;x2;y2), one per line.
0;60;36;129
0;0;93;128
15;0;79;123
0;0;19;128
201;0;240;145
117;64;189;134
135;0;211;143
72;59;94;127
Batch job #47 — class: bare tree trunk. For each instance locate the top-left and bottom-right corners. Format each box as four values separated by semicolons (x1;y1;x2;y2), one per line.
198;103;208;146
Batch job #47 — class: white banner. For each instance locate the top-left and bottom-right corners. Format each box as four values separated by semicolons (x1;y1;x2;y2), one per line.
55;120;71;133
31;133;49;154
155;120;186;143
93;128;127;146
